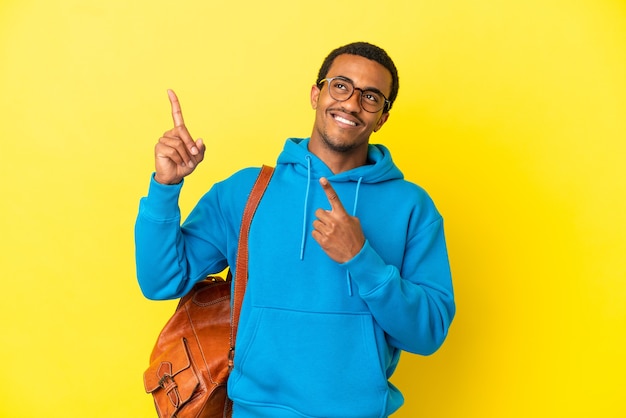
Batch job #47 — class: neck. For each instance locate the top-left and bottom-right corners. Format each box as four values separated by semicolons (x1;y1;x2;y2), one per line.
308;137;368;174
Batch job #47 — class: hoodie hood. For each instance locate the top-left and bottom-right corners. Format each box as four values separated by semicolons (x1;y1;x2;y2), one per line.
276;137;404;184
276;138;405;296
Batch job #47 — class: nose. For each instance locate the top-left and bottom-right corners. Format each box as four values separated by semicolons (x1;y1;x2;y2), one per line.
342;88;363;112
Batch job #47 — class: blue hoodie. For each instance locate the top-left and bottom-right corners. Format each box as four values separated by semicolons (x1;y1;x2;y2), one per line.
135;137;455;418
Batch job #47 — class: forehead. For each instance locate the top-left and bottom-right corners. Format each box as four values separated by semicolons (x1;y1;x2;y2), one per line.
326;54;392;95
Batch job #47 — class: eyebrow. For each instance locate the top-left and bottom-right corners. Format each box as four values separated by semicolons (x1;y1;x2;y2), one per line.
333;75;387;97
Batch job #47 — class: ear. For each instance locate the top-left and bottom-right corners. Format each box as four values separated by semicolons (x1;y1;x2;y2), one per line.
373;112;390;132
310;84;321;109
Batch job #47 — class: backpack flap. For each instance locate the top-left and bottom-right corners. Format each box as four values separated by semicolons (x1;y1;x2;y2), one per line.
144;337;200;413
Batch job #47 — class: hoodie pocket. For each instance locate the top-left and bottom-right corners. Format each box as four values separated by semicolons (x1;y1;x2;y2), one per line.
230;307;389;418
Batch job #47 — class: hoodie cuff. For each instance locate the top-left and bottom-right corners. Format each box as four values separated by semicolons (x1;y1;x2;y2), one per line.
342;240;394;295
139;173;184;220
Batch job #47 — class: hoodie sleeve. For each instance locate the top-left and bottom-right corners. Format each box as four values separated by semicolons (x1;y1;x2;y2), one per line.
342;216;455;355
134;174;229;300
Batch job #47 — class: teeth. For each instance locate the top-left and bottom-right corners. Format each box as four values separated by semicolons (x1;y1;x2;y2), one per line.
334;115;356;126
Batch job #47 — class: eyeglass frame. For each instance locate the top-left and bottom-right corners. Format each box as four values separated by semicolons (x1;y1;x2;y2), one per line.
318;76;391;113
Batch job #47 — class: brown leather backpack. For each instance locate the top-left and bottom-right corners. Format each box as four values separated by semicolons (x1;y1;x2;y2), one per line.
144;165;274;418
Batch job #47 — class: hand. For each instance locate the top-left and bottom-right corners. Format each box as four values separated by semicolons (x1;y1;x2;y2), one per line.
153;90;206;184
312;177;366;263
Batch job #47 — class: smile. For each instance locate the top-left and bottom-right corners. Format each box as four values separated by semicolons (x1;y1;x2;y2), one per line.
333;114;357;126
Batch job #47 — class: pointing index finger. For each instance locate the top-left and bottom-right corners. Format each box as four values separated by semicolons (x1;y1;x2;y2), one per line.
319;177;347;214
167;89;185;127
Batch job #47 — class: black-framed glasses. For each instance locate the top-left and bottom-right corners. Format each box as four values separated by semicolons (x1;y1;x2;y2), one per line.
319;76;390;113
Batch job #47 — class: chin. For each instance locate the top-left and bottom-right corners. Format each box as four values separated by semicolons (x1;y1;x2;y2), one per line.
321;134;359;153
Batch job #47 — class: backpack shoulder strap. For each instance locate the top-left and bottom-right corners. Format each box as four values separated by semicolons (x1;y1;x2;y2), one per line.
229;165;274;367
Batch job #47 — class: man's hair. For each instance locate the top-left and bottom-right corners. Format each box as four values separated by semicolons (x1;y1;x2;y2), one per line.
316;42;399;112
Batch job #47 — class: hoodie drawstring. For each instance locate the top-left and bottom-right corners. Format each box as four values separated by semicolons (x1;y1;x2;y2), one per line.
299;156;312;260
352;177;363;216
345;176;363;297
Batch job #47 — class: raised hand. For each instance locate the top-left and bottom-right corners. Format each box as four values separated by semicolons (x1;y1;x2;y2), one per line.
153;90;206;184
312;177;366;263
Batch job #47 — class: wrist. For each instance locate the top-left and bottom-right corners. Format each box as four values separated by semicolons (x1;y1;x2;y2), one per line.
154;173;182;185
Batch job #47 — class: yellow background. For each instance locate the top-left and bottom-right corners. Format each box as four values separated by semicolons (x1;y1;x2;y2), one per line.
1;0;625;416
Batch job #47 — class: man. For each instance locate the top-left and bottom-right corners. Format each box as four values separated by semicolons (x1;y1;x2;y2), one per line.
135;42;455;417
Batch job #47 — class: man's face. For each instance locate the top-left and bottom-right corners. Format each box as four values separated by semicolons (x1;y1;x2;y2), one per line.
310;54;392;154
